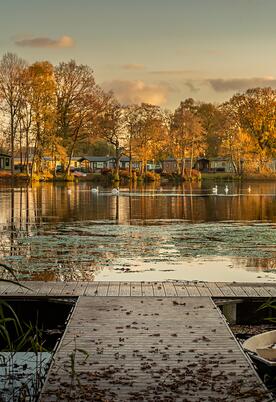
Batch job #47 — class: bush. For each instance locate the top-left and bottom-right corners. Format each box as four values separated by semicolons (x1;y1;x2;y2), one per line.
143;171;160;182
101;168;112;176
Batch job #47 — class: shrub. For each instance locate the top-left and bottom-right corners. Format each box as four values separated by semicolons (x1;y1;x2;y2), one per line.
143;171;160;182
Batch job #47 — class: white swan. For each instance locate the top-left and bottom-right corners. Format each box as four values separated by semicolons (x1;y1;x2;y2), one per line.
212;185;218;194
248;186;251;193
112;188;119;195
225;185;229;194
91;186;99;193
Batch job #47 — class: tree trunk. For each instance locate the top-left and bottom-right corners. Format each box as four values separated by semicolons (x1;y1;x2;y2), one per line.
10;107;15;178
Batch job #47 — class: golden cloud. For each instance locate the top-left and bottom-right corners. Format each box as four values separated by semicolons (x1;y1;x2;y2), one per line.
121;63;145;70
207;77;276;92
102;79;172;106
15;35;74;48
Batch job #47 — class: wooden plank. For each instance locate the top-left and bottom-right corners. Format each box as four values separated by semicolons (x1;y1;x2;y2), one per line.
217;286;236;297
119;282;131;296
163;282;177;296
130;282;142;296
242;286;259;297
266;287;276;297
48;281;67;296
84;282;99;296
253;286;271;297
229;286;248;297
61;281;79;296
186;285;200;296
41;296;271;402
96;282;110;296
152;282;165;297
174;283;189;296
107;282;120;296
72;281;88;296
141;282;154;296
197;284;212;296
204;282;224;297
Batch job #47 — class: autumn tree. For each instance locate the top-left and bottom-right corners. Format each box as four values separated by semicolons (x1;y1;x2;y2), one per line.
98;99;126;179
26;61;57;176
196;102;225;157
0;53;27;175
130;103;167;174
55;60;109;173
229;87;276;172
170;101;204;176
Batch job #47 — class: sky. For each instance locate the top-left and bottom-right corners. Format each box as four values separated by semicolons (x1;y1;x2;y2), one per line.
1;0;276;109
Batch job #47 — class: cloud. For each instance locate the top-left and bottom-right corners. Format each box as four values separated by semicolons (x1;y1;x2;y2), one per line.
15;35;74;48
149;69;201;76
121;63;145;70
102;79;172;106
184;81;200;93
207;77;276;92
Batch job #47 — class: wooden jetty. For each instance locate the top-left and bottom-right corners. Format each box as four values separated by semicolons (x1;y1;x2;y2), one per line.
40;296;272;401
1;281;275;401
1;280;276;298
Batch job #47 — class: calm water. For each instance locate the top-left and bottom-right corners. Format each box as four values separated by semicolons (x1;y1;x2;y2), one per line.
0;181;276;282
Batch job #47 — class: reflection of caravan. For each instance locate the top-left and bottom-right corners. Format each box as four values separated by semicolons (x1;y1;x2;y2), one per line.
0;153;11;170
194;157;235;173
146;161;162;172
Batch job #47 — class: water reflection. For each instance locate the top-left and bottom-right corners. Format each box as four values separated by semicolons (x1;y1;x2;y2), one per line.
0;182;276;282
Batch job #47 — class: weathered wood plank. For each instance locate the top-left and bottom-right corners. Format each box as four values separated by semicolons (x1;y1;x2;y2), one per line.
229;286;248;297
197;284;212;296
119;282;131;296
242;286;259;297
107;282;120;296
186;285;201;296
174;283;189;296
204;282;224;297
141;282;154;296
96;282;110;296
163;282;177;296
152;282;165;297
266;287;276;297
130;282;142;296
253;286;272;297
84;282;99;296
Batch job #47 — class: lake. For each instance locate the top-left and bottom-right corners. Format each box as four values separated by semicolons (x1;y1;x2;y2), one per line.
0;181;276;283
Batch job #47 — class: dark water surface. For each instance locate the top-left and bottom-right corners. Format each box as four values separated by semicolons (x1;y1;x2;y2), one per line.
0;181;276;282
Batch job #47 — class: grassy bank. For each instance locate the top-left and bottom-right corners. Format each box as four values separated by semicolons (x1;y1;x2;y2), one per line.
201;172;241;181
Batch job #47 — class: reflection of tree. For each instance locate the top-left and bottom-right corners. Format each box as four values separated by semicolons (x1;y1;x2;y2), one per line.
232;257;276;272
0;183;276;282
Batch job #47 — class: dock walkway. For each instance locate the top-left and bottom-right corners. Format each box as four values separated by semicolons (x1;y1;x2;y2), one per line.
1;280;276;298
1;281;275;401
40;296;273;401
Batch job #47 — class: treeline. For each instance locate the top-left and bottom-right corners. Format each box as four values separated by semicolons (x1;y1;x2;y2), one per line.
0;52;276;179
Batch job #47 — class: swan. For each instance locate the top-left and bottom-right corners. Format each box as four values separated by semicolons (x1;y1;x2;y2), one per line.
212;185;218;194
91;186;99;193
225;185;229;194
111;188;119;195
248;186;251;193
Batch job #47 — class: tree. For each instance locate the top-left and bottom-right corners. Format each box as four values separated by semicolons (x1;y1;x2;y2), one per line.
170;101;204;176
130;103;167;174
196;103;225;157
98;99;126;179
0;53;27;176
229;88;276;171
55;60;109;174
27;61;57;176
